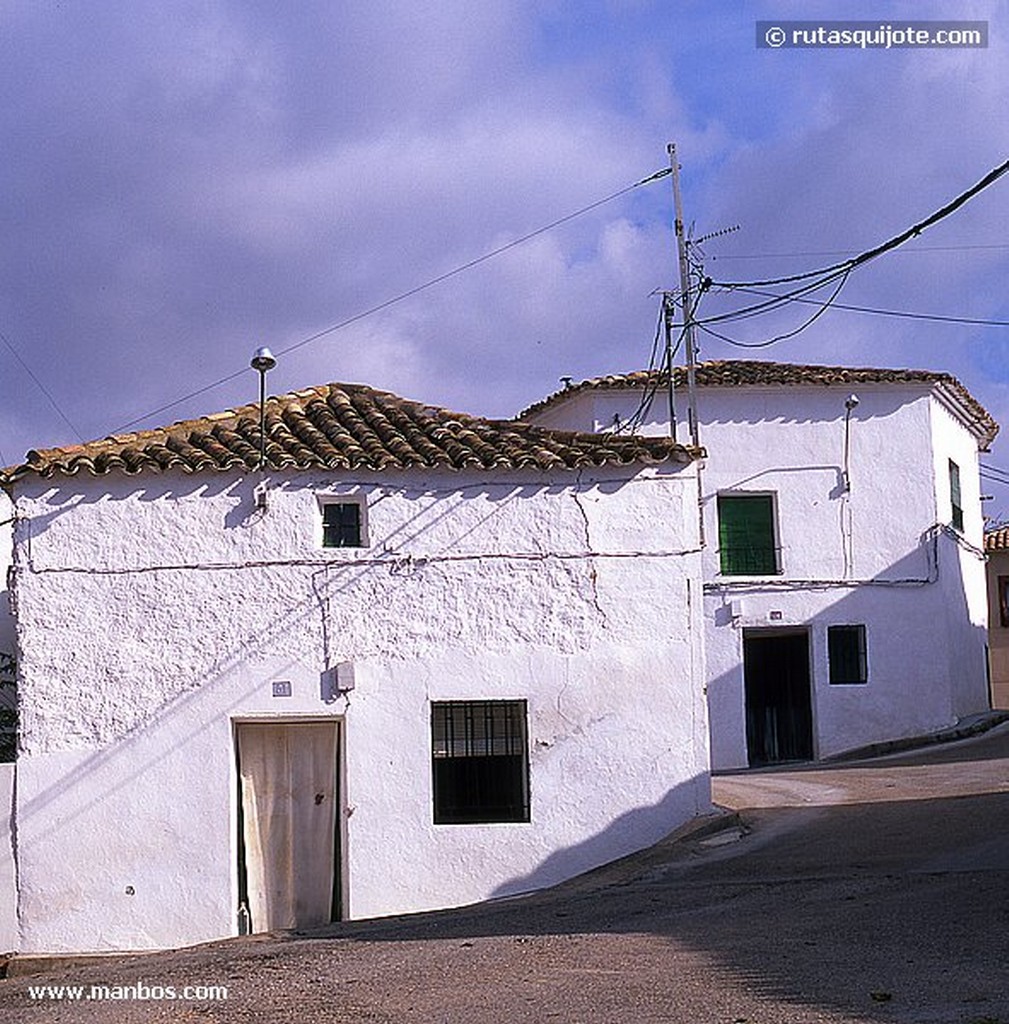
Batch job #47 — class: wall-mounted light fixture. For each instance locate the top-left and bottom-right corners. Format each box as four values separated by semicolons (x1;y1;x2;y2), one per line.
843;393;859;492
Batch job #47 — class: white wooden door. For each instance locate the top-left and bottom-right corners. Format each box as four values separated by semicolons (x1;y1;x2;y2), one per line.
237;722;338;931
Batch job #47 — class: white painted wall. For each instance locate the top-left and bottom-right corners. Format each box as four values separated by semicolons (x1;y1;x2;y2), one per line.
528;381;992;768
10;462;709;953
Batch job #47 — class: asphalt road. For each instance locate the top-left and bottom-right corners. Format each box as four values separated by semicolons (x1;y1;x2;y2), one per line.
2;724;1008;1023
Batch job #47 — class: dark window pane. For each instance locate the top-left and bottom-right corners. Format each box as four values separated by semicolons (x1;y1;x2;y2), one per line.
432;701;529;824
718;495;778;575
828;625;867;684
949;460;964;532
322;503;362;547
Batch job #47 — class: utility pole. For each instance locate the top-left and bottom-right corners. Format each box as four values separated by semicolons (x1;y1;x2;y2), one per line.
668;142;700;450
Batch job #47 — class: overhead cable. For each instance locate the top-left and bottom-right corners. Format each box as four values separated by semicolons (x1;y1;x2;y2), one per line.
695;270;851;349
708;157;1009;290
112;167;673;435
721;286;1009;328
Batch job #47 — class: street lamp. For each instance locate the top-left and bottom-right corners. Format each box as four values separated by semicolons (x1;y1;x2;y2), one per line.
250;347;276;471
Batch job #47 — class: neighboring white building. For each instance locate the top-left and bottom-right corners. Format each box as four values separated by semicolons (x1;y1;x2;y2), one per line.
523;360;998;770
983;526;1009;710
1;381;709;954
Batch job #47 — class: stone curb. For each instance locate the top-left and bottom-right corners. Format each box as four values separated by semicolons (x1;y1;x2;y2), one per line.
822;709;1009;764
0;950;164;980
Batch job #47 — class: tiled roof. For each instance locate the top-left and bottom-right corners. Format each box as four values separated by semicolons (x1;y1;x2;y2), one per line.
3;382;700;482
520;359;999;445
985;526;1009;552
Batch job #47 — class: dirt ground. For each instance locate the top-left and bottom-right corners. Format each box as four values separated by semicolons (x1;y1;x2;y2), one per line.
2;723;1008;1024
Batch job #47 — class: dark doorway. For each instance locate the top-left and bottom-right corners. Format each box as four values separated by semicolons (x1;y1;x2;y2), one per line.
743;631;813;766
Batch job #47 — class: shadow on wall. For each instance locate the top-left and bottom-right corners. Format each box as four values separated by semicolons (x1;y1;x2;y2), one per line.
13;470;626;836
489;775;711;901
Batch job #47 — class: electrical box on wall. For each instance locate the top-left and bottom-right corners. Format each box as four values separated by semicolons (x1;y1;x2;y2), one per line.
321;661;355;699
336;662;355;691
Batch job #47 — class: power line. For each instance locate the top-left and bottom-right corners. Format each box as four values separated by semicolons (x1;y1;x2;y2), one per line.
711;242;1009;262
696;270;851;350
0;327;84;443
694;265;851;327
708;157;1009;290
676;158;1009;352
726;286;1009;328
981;463;1009;482
112;167;673;435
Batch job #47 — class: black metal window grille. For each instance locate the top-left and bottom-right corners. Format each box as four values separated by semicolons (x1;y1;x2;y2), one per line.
717;494;779;575
432;701;529;824
0;652;15;763
322;502;363;548
828;625;868;685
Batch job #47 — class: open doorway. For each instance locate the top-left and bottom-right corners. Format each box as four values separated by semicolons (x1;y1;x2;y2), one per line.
743;630;813;766
235;721;342;933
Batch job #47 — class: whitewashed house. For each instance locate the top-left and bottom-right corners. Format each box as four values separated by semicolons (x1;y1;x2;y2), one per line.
983;526;1009;709
1;381;709;953
523;360;997;770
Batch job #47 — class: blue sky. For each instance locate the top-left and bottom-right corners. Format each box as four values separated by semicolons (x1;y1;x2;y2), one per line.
1;1;1007;504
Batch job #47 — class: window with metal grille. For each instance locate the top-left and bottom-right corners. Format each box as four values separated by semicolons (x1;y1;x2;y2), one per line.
949;460;964;532
828;625;867;685
322;502;364;548
717;494;779;575
431;700;529;824
0;652;14;763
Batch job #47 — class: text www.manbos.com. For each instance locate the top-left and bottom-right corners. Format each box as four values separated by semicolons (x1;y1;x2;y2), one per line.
27;982;228;1002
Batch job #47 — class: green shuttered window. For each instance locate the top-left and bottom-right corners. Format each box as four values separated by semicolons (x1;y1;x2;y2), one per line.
717;494;778;575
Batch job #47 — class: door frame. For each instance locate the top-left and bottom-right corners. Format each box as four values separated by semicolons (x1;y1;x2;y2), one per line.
232;716;346;933
741;627;816;766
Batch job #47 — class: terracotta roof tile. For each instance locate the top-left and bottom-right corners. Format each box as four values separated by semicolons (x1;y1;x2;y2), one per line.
985;526;1009;552
4;382;700;482
520;359;999;445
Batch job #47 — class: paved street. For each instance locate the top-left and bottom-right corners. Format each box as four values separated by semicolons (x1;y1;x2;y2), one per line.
2;723;1008;1023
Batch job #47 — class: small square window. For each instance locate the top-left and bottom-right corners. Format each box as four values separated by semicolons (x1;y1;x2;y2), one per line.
432;701;529;824
322;502;364;548
828;625;867;685
717;494;779;575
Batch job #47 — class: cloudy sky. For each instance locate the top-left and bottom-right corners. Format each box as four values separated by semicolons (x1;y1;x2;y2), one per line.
1;1;1007;497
